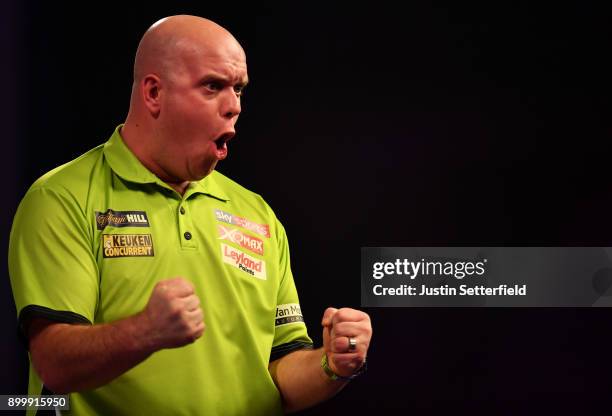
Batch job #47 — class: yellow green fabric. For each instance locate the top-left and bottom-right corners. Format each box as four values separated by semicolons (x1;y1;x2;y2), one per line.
9;125;312;415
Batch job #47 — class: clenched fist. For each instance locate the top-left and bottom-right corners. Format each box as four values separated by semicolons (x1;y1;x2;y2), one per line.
321;307;372;378
139;277;205;350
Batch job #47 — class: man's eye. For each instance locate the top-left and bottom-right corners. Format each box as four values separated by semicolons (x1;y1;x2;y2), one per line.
234;86;245;96
205;82;222;91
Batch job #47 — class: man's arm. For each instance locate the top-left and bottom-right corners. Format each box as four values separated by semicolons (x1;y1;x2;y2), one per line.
28;277;204;394
269;307;372;413
268;346;348;413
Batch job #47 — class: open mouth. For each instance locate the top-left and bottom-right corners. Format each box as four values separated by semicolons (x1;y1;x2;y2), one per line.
213;132;235;159
214;132;234;149
214;133;231;149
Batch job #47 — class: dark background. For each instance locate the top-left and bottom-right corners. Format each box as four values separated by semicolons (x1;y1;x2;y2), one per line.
3;1;612;414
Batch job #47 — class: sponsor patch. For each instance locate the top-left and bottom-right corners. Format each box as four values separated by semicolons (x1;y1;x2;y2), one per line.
214;209;270;238
221;243;267;280
102;234;154;258
275;303;305;326
217;225;264;255
96;209;150;230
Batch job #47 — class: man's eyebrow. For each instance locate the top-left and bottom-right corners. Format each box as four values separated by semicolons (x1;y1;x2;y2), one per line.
199;74;249;87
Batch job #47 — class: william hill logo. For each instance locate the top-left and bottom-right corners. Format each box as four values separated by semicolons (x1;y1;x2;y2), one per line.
102;234;154;258
96;209;150;230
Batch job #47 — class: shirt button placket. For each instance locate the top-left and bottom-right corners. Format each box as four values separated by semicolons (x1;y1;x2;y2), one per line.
178;203;197;249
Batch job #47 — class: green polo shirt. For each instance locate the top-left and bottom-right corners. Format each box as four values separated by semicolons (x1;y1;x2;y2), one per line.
9;125;312;416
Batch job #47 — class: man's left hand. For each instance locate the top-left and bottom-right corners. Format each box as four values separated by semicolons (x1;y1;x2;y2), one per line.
321;307;372;378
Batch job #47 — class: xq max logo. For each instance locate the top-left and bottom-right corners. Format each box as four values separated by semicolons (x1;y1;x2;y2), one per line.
218;225;264;255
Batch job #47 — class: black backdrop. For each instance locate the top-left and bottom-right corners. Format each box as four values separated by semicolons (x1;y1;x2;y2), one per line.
3;1;612;414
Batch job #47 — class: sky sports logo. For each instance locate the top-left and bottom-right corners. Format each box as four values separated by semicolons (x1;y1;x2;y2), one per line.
221;243;267;280
217;225;264;255
214;209;270;238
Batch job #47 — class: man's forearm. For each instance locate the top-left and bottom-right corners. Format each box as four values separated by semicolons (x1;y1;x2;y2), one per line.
269;347;348;413
29;313;154;393
28;277;205;394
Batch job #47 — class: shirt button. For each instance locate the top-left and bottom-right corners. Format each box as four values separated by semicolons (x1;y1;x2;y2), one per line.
180;207;186;215
184;231;192;240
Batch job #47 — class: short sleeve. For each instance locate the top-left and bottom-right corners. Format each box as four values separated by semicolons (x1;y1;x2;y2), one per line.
270;221;313;362
8;186;99;338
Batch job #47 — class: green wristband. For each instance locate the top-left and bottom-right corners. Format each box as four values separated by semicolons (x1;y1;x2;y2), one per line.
320;353;367;381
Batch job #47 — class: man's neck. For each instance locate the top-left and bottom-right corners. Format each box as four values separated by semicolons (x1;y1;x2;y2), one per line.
166;181;190;196
120;122;190;196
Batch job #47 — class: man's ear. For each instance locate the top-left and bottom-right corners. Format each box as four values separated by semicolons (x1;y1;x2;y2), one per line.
141;74;162;117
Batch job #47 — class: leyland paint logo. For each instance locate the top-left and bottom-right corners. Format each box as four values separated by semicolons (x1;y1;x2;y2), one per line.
218;225;264;255
221;243;267;279
214;209;270;238
275;303;305;326
102;234;154;258
96;209;150;230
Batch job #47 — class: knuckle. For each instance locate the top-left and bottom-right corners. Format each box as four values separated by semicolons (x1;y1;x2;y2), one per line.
329;327;337;339
333;310;349;324
157;286;170;297
338;307;352;316
169;303;183;316
175;312;187;324
332;337;345;351
324;307;337;319
190;323;205;341
334;322;348;334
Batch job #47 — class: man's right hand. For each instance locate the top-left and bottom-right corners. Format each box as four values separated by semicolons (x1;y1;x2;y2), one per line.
26;277;205;393
139;277;205;350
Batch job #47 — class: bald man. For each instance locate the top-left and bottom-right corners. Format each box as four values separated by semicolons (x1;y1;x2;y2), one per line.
9;15;371;415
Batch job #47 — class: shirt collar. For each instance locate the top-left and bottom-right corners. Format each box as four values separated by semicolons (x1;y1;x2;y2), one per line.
103;125;230;201
188;175;230;202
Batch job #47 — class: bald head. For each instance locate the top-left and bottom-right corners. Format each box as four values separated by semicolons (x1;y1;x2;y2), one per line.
133;15;244;86
122;15;248;190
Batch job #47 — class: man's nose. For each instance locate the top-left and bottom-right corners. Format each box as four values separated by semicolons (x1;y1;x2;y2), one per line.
221;89;241;119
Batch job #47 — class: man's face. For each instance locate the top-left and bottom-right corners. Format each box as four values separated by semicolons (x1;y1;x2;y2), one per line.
156;37;248;182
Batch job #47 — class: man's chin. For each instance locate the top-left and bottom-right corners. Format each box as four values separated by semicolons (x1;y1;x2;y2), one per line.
189;161;218;181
